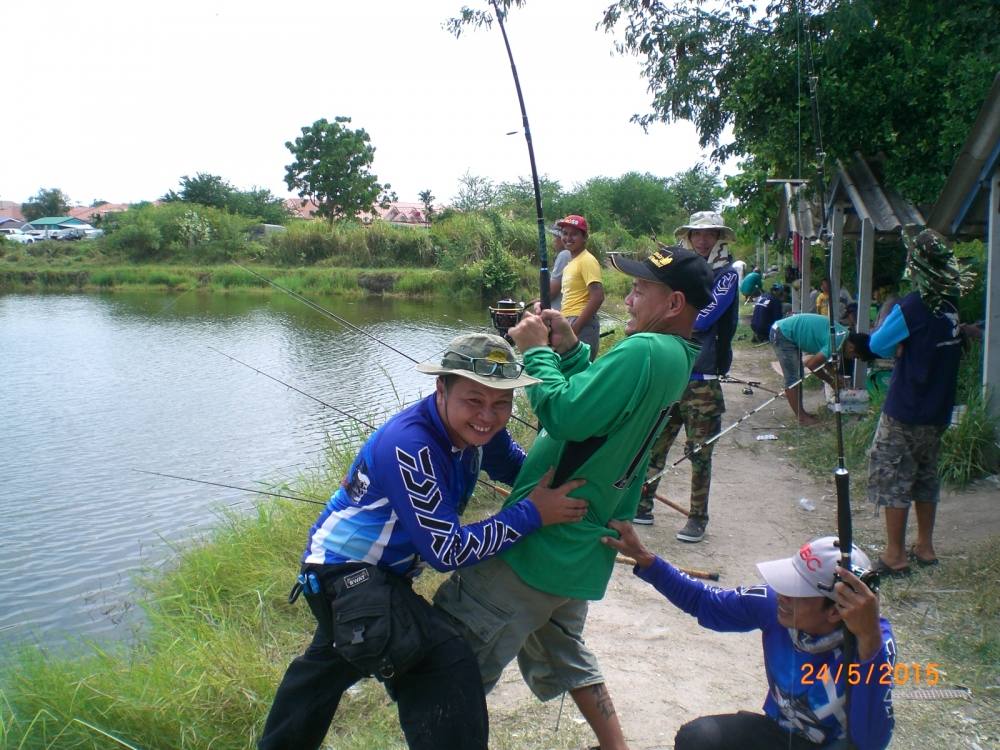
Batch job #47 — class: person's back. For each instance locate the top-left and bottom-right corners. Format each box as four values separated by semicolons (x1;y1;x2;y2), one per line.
750;292;780;342
500;331;698;599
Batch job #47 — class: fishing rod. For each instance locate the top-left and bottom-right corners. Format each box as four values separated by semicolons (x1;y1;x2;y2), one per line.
719;374;779;396
641;364;829;492
134;469;327;506
232;262;537;432
206;346;511;498
490;0;550;311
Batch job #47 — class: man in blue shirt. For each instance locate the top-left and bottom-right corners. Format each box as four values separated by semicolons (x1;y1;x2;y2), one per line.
603;524;895;750
867;228;971;577
258;333;588;750
750;282;786;343
635;211;739;543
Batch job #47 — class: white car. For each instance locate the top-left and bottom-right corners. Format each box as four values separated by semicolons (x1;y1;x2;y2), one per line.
0;228;35;244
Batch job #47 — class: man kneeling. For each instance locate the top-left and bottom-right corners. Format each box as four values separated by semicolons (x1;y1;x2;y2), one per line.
603;525;895;750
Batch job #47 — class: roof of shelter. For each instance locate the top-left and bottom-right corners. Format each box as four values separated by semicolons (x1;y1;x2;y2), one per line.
926;72;1000;240
824;152;926;238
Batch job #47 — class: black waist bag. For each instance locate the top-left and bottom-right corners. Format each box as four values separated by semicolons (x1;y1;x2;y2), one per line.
331;566;426;681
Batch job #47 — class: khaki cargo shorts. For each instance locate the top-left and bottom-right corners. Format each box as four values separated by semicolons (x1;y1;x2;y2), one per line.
433;556;603;701
867;413;947;509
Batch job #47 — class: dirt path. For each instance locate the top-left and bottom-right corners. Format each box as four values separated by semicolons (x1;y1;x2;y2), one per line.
489;337;1000;750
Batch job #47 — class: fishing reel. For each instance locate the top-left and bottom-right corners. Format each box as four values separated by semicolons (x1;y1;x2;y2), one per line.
489;298;525;342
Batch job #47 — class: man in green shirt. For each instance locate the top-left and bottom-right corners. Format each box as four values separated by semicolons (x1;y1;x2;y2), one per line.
770;313;874;425
435;246;713;750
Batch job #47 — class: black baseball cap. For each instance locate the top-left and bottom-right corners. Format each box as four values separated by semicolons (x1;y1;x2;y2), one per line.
608;246;714;310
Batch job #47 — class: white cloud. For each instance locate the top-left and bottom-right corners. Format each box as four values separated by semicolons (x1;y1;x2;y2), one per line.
2;0;721;207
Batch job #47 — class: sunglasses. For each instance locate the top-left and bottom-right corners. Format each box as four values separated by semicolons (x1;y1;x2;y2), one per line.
444;351;524;379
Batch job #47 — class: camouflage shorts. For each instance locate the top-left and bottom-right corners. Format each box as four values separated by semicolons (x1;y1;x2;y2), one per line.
867;413;947;509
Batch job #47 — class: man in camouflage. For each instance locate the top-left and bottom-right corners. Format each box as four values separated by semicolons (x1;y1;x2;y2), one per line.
634;211;739;543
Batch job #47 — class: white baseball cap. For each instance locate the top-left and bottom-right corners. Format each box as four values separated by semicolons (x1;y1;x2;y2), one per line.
757;536;872;600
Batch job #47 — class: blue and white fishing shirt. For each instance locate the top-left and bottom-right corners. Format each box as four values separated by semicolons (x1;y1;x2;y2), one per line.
636;558;895;750
303;393;537;575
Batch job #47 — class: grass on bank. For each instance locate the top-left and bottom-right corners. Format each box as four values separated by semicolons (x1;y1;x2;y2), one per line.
0;418;588;750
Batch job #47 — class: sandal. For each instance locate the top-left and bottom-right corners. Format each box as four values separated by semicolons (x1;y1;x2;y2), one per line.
908;546;940;567
873;557;911;578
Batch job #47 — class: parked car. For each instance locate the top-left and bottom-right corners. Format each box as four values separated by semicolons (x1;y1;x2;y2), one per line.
0;228;34;244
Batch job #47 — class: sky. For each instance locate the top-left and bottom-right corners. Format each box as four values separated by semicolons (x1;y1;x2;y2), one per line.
2;0;724;208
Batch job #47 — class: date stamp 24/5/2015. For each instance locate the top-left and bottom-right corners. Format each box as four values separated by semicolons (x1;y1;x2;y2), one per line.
801;662;941;687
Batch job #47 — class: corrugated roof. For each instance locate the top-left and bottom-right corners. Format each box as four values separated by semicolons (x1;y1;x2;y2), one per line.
926;72;1000;239
774;182;821;241
824;152;925;238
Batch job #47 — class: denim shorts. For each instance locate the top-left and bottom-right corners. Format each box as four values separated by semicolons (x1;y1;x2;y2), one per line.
769;325;803;387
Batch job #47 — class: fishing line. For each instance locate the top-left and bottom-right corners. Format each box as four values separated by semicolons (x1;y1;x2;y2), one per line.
232;263;538;432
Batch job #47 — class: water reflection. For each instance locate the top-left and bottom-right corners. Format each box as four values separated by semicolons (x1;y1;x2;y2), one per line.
0;291;491;648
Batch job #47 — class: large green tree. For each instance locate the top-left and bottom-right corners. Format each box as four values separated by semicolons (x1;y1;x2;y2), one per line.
284;117;396;222
598;0;998;205
22;188;70;220
163;174;290;224
452;1;998;223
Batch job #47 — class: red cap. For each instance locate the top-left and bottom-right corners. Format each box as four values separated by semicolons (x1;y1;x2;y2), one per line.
556;214;588;234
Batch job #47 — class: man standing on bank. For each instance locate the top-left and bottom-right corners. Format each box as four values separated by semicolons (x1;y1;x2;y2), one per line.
868;228;972;577
435;246;713;750
634;211;739;543
257;333;588;750
556;214;605;361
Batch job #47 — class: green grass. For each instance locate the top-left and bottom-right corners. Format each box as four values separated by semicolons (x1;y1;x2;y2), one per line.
0;427;589;750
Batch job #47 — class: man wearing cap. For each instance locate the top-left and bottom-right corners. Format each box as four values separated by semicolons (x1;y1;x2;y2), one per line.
634;211;740;542
434;246;713;750
868;228;972;577
751;282;786;343
770;313;875;426
603;524;895;750
548;225;572;310
556;213;605;361
258;333;588;750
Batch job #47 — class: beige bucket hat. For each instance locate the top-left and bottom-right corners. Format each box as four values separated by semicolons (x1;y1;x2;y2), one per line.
674;211;736;244
416;333;540;389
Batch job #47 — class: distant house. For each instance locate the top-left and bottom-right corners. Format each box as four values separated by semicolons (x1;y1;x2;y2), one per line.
0;201;26;223
284;198;432;227
69;203;130;222
0;216;24;229
21;216;90;239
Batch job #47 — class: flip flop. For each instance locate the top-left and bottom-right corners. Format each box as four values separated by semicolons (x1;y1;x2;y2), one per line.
908;546;940;567
873;558;911;578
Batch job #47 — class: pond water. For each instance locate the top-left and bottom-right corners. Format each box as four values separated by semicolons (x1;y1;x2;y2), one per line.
0;290;491;650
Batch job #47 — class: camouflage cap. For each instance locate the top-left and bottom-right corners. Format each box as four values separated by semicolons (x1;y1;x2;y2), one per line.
903;227;975;312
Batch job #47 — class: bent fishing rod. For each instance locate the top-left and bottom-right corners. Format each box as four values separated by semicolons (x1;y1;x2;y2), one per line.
490;0;550;310
206;346;511;498
134;469;327;507
232;262;537;432
641;364;829;492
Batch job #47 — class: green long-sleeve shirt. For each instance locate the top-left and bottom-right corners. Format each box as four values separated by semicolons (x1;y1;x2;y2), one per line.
501;333;697;600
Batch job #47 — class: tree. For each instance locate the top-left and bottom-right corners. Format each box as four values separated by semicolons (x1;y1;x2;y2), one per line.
599;0;999;206
451;1;998;217
22;188;70;220
284;116;396;222
667;164;724;215
452;171;499;212
163;173;233;209
226;187;291;225
418;189;436;220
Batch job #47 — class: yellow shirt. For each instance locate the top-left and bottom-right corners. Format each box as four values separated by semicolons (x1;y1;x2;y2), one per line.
816;292;830;317
560;250;602;317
